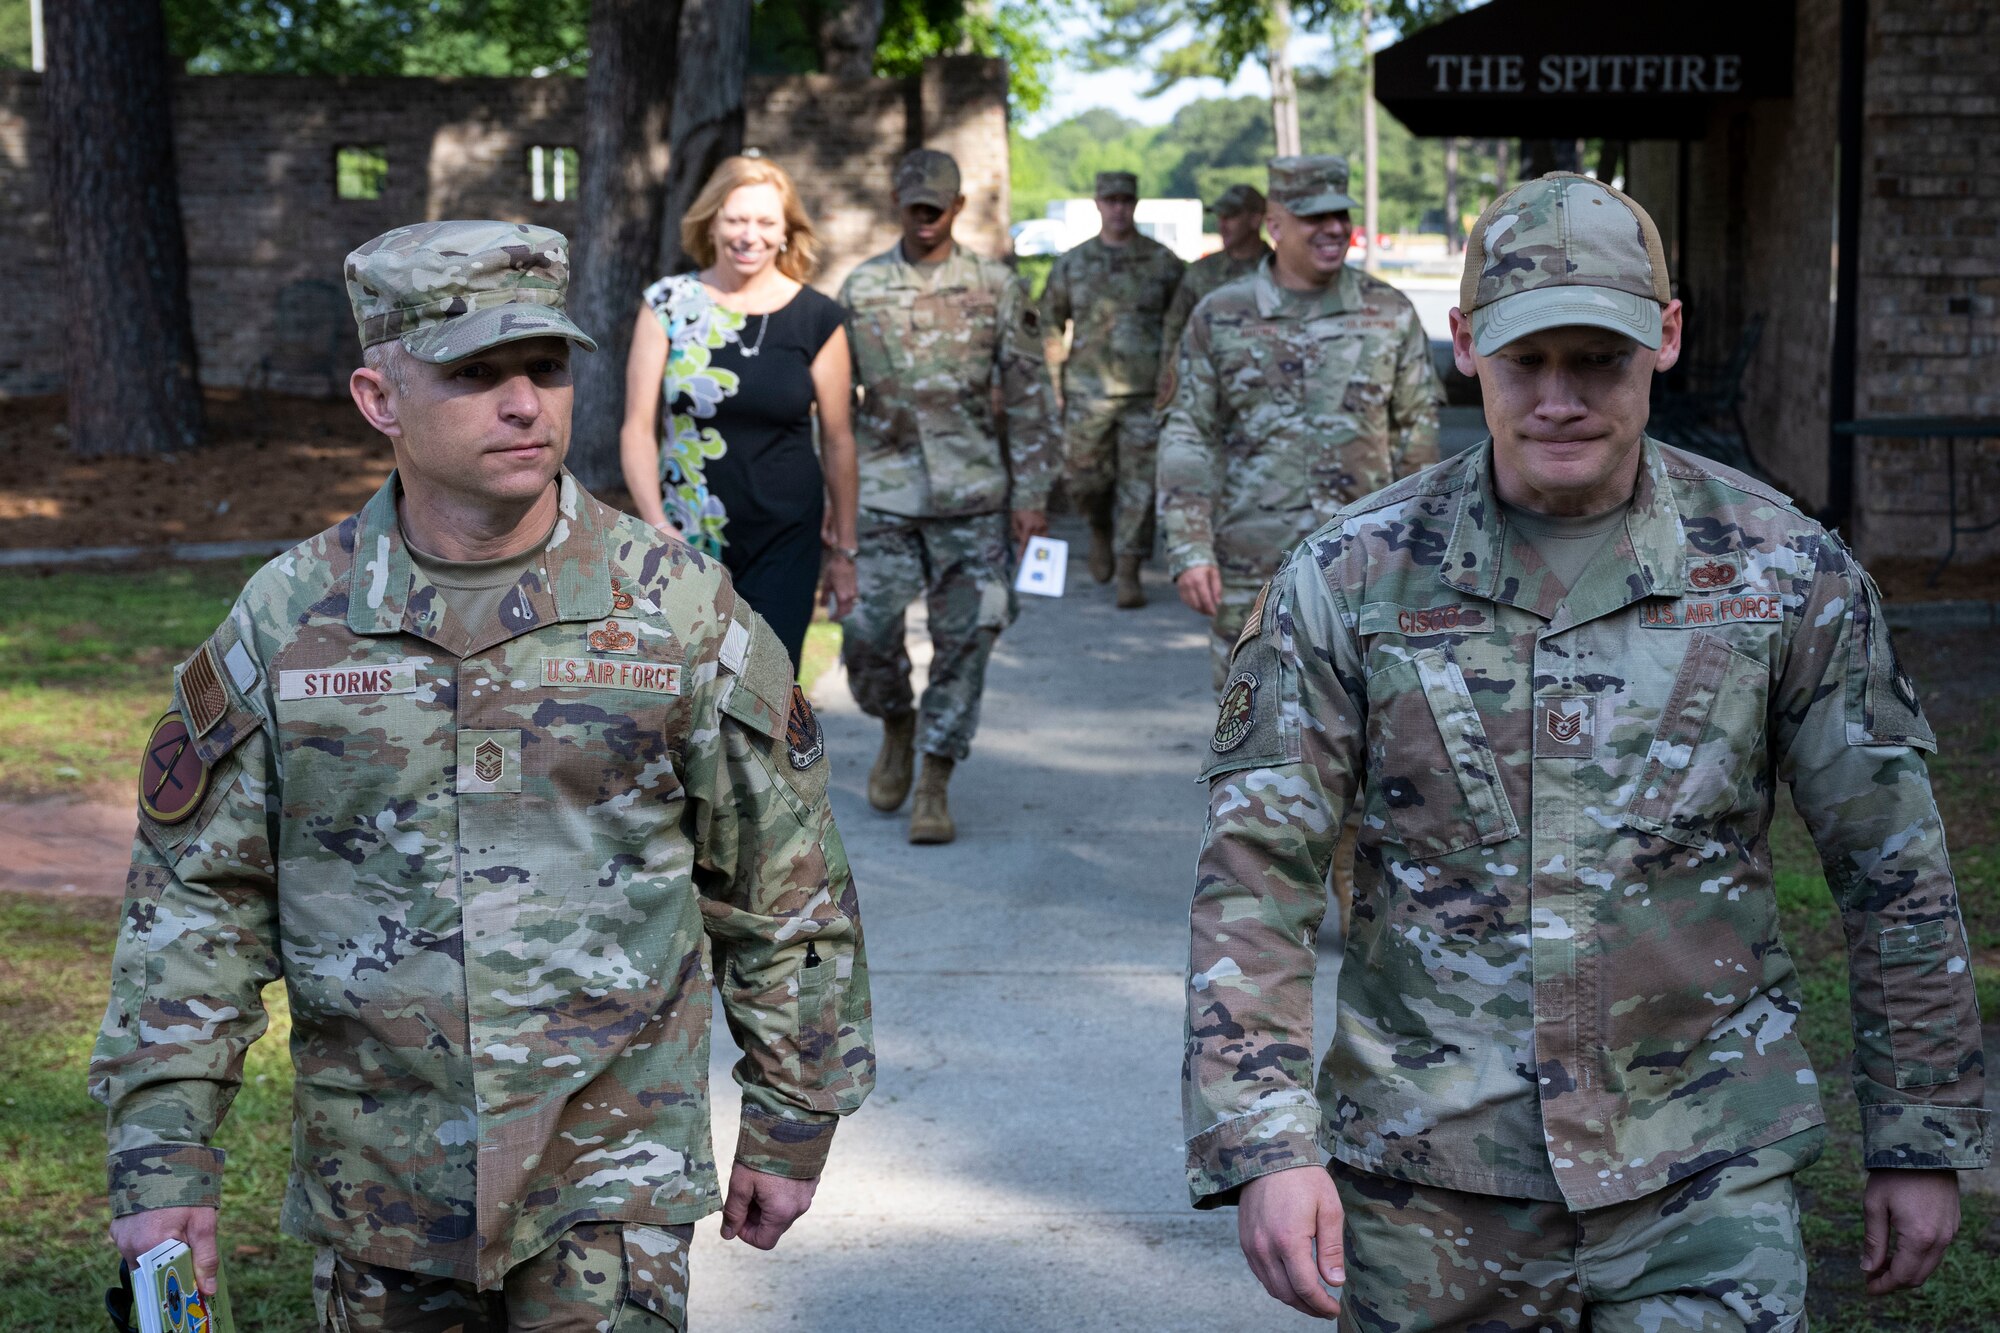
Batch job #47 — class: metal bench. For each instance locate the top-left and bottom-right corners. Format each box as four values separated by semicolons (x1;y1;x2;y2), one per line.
1650;313;1766;477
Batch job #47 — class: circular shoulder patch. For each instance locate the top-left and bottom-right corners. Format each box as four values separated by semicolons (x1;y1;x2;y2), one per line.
139;710;211;825
786;685;825;770
1212;672;1258;753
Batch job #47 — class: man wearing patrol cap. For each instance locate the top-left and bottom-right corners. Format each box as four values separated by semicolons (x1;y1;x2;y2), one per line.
1157;182;1270;388
1183;173;1988;1325
1040;169;1187;607
1157;154;1441;693
839;148;1059;843
92;219;874;1328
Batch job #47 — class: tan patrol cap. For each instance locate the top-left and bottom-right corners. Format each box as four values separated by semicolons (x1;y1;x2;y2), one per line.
894;149;961;209
344;220;596;365
1461;172;1671;356
1211;183;1266;217
1095;170;1139;199
1267;155;1358;216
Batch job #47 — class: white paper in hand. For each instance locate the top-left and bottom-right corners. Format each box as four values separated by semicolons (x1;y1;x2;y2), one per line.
1015;536;1068;597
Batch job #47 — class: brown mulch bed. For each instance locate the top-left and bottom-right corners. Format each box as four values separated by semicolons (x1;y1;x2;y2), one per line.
0;392;641;551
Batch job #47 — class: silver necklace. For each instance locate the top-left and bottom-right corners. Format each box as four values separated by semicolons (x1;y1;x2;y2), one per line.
740;311;770;358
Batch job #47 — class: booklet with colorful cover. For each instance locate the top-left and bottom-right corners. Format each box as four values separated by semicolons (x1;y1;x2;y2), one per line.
131;1239;233;1333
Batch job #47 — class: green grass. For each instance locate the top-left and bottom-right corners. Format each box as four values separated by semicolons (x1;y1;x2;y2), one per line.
1769;803;2000;1332
0;561;263;798
0;896;317;1327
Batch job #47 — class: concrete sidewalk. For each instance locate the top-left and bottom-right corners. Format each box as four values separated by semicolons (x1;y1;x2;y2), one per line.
690;517;1342;1331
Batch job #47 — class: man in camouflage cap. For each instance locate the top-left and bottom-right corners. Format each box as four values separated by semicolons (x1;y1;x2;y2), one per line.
1157;154;1440;692
93;219;874;1329
839;149;1059;843
1040;168;1186;607
1183;173;1988;1326
1157;183;1270;391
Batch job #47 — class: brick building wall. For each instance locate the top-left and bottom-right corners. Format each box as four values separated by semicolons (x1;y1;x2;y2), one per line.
0;55;1010;397
1627;0;2000;561
1849;0;2000;561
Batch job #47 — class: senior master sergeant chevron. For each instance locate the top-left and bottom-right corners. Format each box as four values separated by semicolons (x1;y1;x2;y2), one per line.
1182;173;1989;1328
91;220;874;1331
1156;154;1440;693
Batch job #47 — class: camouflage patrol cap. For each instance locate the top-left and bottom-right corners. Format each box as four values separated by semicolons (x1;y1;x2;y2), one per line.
1461;172;1671;355
1267;155;1358;216
1211;183;1266;217
345;220;597;364
894;149;962;209
1095;170;1139;199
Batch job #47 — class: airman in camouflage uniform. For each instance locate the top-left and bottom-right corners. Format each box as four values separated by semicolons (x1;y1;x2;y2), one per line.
839;148;1059;844
1156;155;1441;692
1156;183;1270;387
92;221;873;1331
1040;169;1187;607
1184;175;1989;1328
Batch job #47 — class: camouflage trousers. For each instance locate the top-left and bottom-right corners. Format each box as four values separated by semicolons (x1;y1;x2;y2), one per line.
841;509;1015;761
1063;394;1158;557
1331;1128;1822;1333
313;1221;692;1332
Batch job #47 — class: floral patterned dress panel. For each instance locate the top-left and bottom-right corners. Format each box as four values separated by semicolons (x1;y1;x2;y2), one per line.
644;274;745;555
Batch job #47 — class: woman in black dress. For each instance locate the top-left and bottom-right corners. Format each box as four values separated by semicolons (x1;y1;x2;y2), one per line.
619;155;858;668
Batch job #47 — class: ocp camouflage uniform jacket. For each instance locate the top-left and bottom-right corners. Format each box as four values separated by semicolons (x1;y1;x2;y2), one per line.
1157;258;1441;584
90;472;874;1288
1156;244;1271;398
1184;439;1990;1210
840;242;1059;518
1040;232;1187;400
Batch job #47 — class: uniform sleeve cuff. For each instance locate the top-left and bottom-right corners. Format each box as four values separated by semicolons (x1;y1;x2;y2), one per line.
107;1144;226;1218
1860;1103;1993;1170
1184;1107;1322;1209
1012;482;1053;512
1167;549;1215;580
734;1104;837;1180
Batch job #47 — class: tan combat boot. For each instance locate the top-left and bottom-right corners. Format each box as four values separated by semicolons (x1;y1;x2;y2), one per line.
867;712;917;812
907;754;956;845
1114;555;1146;608
1087;514;1115;584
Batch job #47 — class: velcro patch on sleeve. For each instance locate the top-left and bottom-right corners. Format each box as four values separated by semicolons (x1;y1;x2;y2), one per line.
178;644;229;738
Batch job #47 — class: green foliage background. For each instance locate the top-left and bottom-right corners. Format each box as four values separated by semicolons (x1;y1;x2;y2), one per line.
1013;67;1506;231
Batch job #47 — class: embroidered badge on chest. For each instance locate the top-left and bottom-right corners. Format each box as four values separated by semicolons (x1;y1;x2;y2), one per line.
611;579;636;612
1212;672;1258;752
588;619;639;654
473;738;505;784
1688;559;1739;590
786;685;824;770
139;711;210;825
1534;697;1600;759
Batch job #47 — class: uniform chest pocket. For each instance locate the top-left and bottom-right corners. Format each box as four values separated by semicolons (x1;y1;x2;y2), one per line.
1624;631;1770;847
1367;646;1519;859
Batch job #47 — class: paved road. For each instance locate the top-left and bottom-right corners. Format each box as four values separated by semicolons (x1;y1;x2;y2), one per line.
689;518;1344;1330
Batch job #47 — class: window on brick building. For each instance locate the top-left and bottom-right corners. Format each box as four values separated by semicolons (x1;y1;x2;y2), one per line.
529;146;580;204
336;146;389;200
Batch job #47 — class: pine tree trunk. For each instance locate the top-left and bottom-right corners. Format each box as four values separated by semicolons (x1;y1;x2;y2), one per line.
1268;0;1301;157
816;0;883;80
657;0;750;278
43;0;204;457
568;0;684;492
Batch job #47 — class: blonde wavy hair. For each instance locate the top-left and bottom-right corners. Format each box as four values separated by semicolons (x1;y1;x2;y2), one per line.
680;156;819;282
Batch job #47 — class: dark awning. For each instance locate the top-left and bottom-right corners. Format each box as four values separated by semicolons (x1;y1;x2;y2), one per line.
1375;0;1794;140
